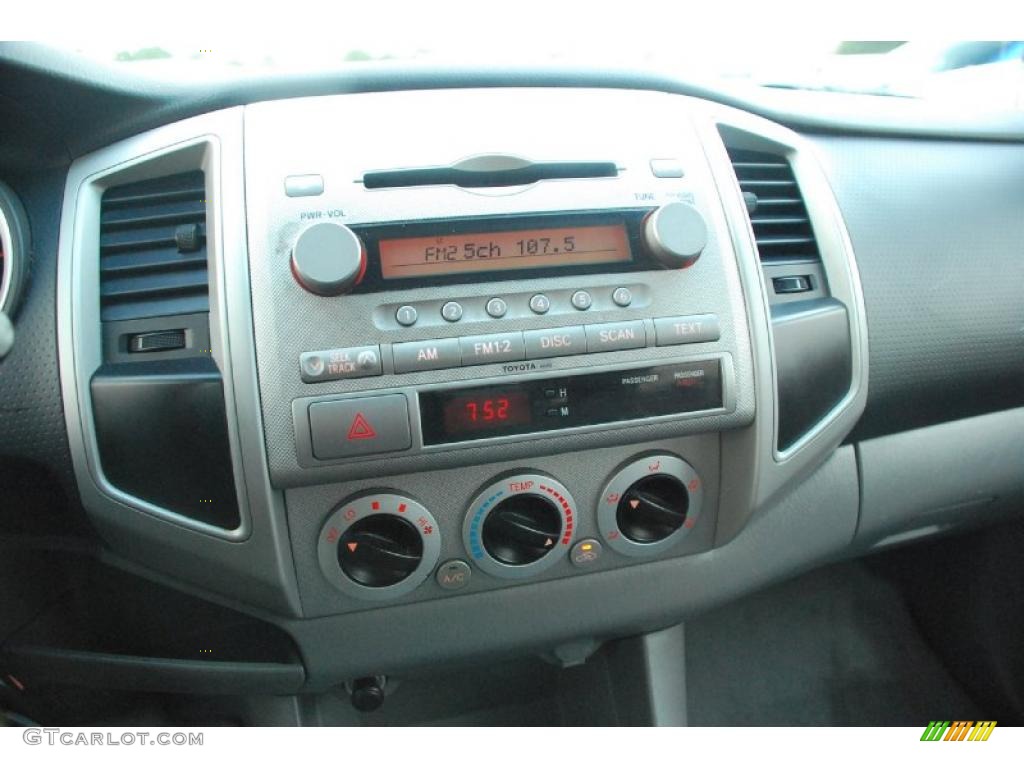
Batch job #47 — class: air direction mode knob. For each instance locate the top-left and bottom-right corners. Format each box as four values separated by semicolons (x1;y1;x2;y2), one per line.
598;454;704;557
291;222;366;296
643;202;707;268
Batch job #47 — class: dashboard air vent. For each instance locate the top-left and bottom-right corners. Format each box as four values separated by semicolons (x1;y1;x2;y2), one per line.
99;171;209;321
725;148;820;264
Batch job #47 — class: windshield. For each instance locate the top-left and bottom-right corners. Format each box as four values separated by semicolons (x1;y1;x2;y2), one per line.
64;39;1024;105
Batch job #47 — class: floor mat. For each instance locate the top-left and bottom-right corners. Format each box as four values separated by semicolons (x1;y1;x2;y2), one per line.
685;560;982;725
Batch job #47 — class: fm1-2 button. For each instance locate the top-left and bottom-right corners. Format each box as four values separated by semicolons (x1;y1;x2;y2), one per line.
308;394;411;460
460;332;525;365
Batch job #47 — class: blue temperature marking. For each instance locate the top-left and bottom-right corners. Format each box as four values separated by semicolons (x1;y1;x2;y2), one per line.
469;490;504;559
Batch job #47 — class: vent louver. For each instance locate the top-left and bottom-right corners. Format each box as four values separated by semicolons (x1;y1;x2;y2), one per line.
99;171;209;322
726;148;820;264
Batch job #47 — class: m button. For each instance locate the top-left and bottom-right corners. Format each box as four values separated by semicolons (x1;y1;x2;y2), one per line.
309;395;411;460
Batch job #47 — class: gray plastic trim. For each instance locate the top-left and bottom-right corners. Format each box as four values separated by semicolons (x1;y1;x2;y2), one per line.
57;109;301;615
855;408;1024;549
692;104;869;532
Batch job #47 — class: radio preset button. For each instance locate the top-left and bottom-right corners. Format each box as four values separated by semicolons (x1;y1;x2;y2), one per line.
612;287;633;307
395;305;418;327
300;345;382;383
459;332;525;365
529;294;551;314
524;326;586;360
441;301;464;322
585;321;647;353
570;290;593;311
309;395;411;460
485;297;508;318
393;338;461;373
653;314;721;346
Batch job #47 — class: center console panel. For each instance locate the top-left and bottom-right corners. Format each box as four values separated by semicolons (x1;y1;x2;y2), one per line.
57;85;867;683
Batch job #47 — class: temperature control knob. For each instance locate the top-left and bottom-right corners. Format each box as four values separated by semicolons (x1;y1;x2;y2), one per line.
318;492;440;601
643;202;707;269
464;473;577;579
598;454;704;557
291;222;366;296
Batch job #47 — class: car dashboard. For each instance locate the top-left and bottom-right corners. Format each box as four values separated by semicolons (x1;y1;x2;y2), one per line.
1;47;1023;724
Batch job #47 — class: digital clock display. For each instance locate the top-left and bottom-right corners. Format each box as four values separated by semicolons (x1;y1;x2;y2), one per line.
378;224;632;280
441;390;532;435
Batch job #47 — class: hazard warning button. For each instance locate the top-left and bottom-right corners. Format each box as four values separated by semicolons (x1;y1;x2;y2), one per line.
309;394;411;460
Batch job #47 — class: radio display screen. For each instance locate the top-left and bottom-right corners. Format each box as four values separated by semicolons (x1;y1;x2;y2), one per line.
378;224;632;280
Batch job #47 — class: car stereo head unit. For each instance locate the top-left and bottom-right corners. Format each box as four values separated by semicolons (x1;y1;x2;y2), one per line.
290;204;709;298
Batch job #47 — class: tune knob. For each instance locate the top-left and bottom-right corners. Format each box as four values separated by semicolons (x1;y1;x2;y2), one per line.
291;222;366;296
318;493;440;600
464;473;577;579
643;201;707;268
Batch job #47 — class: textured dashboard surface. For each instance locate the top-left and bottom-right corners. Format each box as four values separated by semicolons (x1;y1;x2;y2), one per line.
0;169;80;510
811;136;1024;440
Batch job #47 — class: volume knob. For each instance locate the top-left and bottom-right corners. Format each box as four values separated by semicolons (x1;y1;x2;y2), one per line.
644;202;707;269
291;222;366;296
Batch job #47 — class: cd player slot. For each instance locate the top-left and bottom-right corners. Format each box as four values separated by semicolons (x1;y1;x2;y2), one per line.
362;160;618;190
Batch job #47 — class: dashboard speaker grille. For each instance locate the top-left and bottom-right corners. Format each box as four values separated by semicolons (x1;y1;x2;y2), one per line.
99;171;209;321
725;148;820;264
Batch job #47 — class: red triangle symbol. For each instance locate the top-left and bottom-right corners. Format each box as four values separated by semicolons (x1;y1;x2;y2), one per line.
347;412;377;441
629;499;640;509
347;542;358;552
